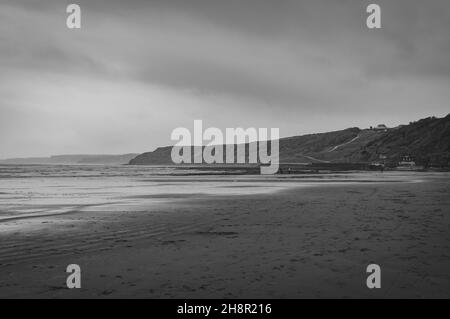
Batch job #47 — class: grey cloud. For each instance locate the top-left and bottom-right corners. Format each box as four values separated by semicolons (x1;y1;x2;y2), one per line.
1;0;450;157
3;0;450;98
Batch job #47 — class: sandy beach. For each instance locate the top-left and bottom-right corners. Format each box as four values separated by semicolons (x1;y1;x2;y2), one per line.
0;169;449;298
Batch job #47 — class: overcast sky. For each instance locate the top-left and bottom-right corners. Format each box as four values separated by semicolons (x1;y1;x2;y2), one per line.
0;0;449;158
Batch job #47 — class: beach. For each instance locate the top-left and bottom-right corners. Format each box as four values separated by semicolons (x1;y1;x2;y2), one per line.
0;166;449;298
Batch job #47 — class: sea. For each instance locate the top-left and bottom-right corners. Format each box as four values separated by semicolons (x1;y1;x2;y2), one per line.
0;164;429;224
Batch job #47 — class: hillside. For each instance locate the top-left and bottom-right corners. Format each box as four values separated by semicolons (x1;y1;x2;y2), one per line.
129;114;450;167
358;115;450;166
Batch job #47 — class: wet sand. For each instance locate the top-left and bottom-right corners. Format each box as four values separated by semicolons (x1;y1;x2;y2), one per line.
0;173;449;298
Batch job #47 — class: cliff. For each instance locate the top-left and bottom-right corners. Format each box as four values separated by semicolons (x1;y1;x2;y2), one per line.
129;114;449;167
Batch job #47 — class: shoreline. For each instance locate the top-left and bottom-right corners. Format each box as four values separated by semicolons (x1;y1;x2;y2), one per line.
0;171;431;227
